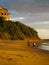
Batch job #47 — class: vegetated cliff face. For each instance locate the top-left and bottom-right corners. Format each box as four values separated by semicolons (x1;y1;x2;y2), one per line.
0;17;39;40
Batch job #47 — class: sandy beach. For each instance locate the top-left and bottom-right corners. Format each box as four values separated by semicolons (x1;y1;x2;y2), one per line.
0;40;49;65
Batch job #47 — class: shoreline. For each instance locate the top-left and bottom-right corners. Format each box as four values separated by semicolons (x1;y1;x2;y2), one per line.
36;47;49;54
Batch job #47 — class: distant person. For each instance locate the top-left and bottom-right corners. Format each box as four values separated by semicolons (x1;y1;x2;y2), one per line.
32;42;36;48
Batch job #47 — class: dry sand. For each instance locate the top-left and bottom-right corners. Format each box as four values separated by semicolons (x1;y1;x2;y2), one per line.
0;40;49;65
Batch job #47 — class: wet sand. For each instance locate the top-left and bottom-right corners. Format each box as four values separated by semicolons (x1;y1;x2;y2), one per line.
0;40;49;65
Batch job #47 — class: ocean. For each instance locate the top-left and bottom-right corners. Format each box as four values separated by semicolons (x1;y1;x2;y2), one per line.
38;43;49;51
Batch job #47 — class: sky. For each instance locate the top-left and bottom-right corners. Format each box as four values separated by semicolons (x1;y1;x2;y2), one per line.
0;0;49;39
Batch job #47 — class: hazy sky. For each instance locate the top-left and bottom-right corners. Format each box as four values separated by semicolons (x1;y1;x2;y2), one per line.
0;0;49;39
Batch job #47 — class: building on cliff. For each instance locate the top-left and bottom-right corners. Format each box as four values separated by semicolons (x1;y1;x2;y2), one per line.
0;6;10;20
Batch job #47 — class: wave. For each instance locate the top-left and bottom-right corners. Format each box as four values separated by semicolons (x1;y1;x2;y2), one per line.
38;43;49;51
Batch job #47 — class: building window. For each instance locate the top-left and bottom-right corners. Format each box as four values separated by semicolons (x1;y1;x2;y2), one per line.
5;13;6;15
1;13;3;15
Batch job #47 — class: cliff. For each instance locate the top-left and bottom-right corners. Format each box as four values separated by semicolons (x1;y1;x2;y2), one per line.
0;17;39;40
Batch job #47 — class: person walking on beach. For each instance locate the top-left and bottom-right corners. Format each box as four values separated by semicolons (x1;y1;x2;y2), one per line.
32;42;36;48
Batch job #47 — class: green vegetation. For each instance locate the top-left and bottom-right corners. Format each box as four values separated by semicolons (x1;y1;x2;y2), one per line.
0;17;39;40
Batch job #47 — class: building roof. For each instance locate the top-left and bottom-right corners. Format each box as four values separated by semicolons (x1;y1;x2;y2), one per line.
0;6;8;11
